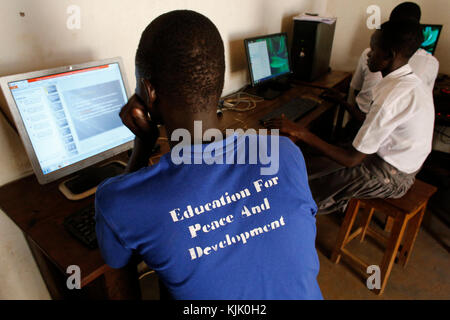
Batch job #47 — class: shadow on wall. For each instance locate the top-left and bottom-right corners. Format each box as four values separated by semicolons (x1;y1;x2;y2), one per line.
349;13;374;59
226;14;311;83
228;33;252;75
225;0;313;86
281;13;298;51
228;29;272;77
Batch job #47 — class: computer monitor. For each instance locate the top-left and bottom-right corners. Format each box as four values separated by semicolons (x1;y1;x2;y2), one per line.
421;24;442;55
0;57;134;189
245;33;292;86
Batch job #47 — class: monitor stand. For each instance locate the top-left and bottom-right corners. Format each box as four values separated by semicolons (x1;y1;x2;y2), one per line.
58;160;127;201
245;77;292;100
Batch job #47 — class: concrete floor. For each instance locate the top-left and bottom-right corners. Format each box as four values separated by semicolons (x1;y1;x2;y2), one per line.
139;210;450;300
316;210;450;299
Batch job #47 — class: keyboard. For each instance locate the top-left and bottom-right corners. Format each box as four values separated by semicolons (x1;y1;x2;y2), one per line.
64;203;97;249
259;97;318;123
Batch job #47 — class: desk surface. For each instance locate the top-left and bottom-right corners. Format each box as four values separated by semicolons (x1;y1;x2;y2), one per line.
0;167;117;286
0;70;351;295
217;70;351;131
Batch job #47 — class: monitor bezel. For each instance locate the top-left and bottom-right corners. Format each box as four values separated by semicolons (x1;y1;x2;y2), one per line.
0;57;134;185
244;32;293;87
420;24;443;56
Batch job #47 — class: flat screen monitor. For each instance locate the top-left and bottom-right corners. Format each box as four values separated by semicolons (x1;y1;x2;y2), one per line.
0;57;134;184
244;33;292;86
421;24;442;55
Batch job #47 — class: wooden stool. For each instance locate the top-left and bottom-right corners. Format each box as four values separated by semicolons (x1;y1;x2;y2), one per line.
331;179;437;295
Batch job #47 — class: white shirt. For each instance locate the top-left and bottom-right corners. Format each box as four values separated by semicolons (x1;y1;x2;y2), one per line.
350;48;439;113
353;64;435;174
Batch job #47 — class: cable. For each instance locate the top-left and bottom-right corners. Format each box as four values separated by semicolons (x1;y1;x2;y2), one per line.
138;269;156;280
220;90;264;113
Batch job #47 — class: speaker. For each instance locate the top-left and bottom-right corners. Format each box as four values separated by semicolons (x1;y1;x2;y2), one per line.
291;19;336;81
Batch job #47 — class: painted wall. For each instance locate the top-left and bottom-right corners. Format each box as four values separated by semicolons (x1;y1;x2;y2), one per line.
0;212;50;299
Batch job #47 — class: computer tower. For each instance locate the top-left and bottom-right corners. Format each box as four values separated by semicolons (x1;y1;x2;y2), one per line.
291;19;336;81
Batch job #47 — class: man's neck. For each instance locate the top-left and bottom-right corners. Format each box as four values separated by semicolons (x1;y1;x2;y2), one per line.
163;111;222;148
381;58;409;77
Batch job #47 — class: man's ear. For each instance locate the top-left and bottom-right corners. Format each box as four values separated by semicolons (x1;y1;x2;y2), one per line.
141;78;163;124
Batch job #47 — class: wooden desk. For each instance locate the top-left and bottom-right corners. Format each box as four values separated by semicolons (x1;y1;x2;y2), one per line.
0;70;351;300
217;70;351;132
0;153;140;299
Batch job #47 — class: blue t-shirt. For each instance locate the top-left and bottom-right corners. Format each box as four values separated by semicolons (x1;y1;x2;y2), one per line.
95;134;322;299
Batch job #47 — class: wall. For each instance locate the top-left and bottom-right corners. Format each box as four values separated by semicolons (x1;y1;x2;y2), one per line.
326;0;450;74
0;0;320;299
0;212;50;299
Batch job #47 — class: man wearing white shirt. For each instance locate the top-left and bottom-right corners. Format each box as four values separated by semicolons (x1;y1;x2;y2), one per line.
348;2;439;114
350;47;438;114
265;19;434;214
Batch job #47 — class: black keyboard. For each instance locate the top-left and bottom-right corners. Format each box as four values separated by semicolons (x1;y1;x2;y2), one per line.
64;203;97;249
260;97;318;123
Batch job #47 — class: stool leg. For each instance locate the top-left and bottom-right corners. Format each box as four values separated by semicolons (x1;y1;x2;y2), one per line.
359;206;375;242
331;199;360;264
398;204;427;268
384;216;394;232
375;214;408;295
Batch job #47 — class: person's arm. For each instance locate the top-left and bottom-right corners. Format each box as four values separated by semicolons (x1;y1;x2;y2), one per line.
350;49;368;93
294;129;367;167
347;86;358;107
125;136;157;173
341;97;366;123
264;116;367;168
321;88;366;123
341;48;371;119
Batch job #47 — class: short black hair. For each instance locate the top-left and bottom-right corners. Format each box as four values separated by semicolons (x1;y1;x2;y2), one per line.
135;10;225;112
378;19;424;59
390;2;421;22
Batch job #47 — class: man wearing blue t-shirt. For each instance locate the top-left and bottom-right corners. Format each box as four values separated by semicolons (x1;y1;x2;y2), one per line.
95;10;322;300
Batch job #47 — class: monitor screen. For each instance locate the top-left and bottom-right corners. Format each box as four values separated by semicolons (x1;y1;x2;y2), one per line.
421;24;442;55
0;58;134;183
245;33;291;85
